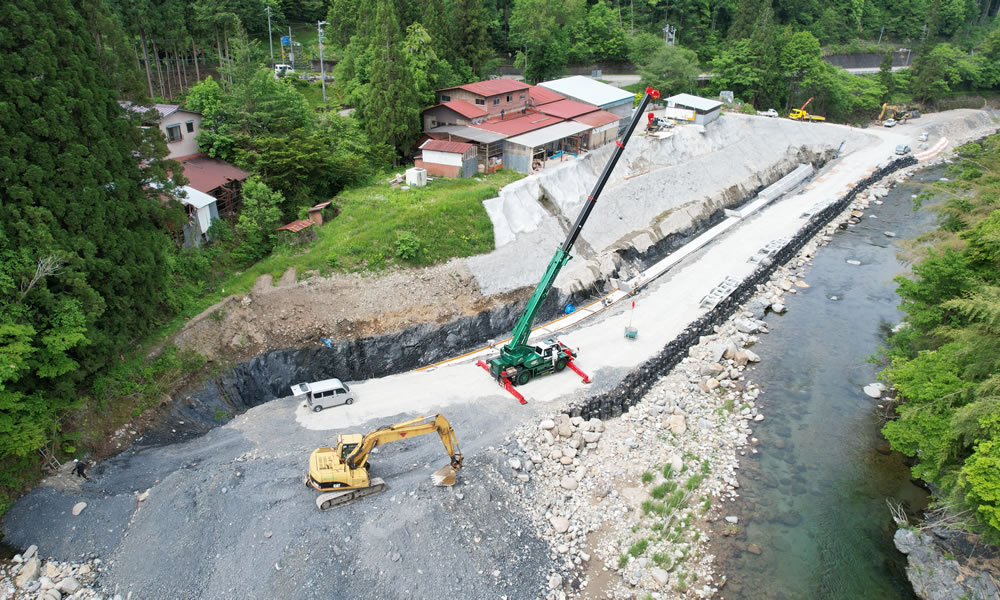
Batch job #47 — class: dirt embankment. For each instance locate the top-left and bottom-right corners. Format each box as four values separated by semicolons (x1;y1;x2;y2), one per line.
171;261;526;366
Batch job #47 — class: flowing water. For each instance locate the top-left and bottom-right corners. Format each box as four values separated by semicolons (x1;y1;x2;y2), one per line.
714;166;949;599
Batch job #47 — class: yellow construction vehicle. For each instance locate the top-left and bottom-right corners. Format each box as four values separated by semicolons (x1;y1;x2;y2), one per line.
877;103;919;125
788;97;826;122
305;414;463;511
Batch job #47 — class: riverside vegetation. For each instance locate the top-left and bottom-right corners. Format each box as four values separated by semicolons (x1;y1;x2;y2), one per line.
879;133;1000;544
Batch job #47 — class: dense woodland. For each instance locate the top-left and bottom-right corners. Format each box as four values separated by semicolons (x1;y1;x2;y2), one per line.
1;0;999;548
881;138;1000;544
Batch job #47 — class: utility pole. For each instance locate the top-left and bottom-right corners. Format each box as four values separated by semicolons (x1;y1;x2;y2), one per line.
288;26;294;68
318;20;328;104
265;5;274;65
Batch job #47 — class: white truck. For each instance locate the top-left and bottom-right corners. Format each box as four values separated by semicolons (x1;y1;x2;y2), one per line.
756;108;778;118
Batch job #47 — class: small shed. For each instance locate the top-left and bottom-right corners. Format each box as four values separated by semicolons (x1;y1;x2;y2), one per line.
424;125;507;173
504;121;592;173
416;139;478;178
174;185;220;248
665;93;723;125
572;110;624;150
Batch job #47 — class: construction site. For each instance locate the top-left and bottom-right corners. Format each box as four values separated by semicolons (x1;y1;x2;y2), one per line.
2;105;998;599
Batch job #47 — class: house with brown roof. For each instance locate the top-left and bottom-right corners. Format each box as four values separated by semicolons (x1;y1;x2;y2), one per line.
435;79;532;120
415;140;478;178
179;154;250;220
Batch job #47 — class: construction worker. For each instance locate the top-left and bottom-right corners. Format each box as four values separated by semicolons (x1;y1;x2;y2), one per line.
73;459;88;481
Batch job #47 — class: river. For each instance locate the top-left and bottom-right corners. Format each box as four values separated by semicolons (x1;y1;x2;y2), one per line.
714;165;948;599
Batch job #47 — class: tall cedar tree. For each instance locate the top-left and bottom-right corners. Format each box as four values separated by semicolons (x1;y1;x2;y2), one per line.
0;0;177;459
364;0;421;160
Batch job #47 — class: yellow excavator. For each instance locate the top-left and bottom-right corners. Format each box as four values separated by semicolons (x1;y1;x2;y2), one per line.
877;103;919;125
305;414;463;511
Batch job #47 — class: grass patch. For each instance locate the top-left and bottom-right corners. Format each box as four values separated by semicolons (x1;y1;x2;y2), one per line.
627;538;650;558
641;470;654;484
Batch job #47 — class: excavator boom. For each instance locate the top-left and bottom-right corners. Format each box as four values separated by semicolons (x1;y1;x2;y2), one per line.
307;414;463;510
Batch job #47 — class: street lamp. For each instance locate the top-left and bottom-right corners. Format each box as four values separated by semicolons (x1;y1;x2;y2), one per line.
318;20;328;104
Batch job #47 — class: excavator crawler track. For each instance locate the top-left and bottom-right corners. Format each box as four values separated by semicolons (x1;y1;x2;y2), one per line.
315;478;386;511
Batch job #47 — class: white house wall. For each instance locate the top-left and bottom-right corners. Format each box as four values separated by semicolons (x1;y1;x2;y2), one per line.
160;112;202;159
423;149;464;166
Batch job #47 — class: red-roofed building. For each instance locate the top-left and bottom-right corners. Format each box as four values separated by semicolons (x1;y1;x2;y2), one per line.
573;110;626;149
416;139;478;178
434;78;532;122
527;85;565;106
179;153;250;219
537;98;600;120
421;99;488;131
473;112;564;137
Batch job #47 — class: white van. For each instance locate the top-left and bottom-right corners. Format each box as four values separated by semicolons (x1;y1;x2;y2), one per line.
274;64;295;78
291;378;355;412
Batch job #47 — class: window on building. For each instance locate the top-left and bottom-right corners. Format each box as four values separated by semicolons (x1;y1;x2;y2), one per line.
166;124;182;142
519;93;525;100
493;98;500;106
185;120;195;133
475;98;485;105
440;94;451;102
506;95;512;102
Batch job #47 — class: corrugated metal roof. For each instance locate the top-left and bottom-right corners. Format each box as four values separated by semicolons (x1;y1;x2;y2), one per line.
573;110;623;128
506;121;592;148
178;185;215;209
538;99;599;119
425;125;507;143
180;154;250;193
310;201;332;211
666;93;723;112
119;101;194;121
443;78;529;97
276;219;314;233
420;139;475;153
441;99;487;119
539;76;633;108
528;85;565;106
474;113;563;137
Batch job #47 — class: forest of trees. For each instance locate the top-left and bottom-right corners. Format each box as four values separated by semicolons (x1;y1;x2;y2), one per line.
881;137;1000;543
1;0;1000;519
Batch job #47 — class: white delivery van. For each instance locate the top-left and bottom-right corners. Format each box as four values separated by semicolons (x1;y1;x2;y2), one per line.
291;378;355;412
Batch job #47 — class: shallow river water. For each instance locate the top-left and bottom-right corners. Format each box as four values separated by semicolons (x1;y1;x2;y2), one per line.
714;165;948;599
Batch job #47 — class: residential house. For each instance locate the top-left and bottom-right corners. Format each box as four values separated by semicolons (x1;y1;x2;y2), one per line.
121;102;202;159
435;79;532;120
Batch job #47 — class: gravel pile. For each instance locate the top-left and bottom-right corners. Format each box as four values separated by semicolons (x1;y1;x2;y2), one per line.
1;544;102;600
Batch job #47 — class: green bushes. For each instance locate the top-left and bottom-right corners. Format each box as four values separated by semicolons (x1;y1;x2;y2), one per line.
881;134;1000;543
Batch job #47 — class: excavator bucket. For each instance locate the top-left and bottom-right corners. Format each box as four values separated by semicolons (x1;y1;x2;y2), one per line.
431;464;459;486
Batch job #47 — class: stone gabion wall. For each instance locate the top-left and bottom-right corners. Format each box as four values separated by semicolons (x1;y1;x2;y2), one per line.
567;155;918;421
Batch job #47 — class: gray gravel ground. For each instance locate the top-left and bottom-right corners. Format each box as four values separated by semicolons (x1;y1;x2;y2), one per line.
3;397;557;599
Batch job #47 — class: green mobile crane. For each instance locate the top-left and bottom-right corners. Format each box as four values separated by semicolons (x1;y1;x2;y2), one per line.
477;87;660;401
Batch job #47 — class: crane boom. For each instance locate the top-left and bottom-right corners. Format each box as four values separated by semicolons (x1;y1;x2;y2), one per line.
487;87;660;387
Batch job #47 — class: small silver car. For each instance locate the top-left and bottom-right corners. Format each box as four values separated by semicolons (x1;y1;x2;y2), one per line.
895;144;911;155
291;378;355;412
883;118;897;127
918;131;929;142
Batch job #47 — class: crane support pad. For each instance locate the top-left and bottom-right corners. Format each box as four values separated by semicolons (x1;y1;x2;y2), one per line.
476;360;527;404
566;360;591;384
